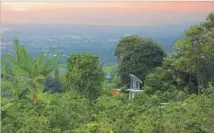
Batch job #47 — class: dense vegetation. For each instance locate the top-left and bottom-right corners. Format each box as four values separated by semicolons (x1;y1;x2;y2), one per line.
1;12;214;133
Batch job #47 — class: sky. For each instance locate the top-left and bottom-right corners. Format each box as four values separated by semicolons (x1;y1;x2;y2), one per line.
1;2;214;26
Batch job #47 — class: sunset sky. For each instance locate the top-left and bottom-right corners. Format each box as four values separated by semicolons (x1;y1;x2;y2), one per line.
1;2;214;26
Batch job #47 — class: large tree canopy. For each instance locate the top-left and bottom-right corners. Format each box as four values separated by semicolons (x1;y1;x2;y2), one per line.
66;53;104;100
115;35;166;87
173;12;214;93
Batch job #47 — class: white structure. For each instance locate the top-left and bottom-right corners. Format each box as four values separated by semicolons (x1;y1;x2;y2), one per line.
127;74;143;99
106;72;112;81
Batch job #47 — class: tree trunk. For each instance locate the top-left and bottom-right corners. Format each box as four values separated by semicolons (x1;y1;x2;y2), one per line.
188;72;192;90
196;59;202;94
33;88;38;104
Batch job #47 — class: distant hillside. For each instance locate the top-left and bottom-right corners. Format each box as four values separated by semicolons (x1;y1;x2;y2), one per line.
1;24;196;65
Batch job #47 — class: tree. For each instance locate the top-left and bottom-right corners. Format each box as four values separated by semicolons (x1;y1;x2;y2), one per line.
143;56;199;95
66;53;104;100
43;69;62;93
115;35;166;87
1;39;65;103
173;12;214;93
204;11;214;30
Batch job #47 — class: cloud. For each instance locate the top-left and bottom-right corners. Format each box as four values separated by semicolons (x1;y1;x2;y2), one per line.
7;8;28;11
1;2;213;26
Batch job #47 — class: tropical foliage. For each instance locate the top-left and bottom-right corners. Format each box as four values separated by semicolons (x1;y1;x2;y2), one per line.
1;12;214;133
1;39;65;103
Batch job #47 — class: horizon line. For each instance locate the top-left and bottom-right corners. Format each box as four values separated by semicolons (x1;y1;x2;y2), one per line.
1;22;201;27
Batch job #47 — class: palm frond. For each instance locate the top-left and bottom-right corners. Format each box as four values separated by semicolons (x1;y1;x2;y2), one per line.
13;68;30;77
35;74;45;81
5;53;19;69
1;80;14;88
43;53;62;71
38;52;45;66
21;45;32;70
1;100;14;111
